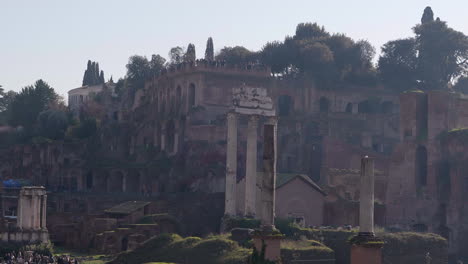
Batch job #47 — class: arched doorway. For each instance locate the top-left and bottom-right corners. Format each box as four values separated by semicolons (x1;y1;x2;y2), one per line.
127;172;141;193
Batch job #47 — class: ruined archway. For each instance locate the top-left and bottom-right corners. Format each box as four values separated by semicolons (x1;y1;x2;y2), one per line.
415;145;427;188
319;97;330;113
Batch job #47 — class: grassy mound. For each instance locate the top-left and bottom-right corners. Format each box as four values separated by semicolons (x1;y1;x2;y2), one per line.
281;240;334;263
108;234;250;264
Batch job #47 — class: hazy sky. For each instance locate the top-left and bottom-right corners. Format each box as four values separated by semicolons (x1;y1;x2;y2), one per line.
2;0;467;98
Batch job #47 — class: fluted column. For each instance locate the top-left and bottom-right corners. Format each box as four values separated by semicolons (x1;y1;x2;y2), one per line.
245;115;259;217
359;156;375;235
41;195;47;229
225;112;238;216
261;117;277;229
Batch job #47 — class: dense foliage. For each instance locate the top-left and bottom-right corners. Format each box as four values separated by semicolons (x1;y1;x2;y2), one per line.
82;60;105;86
378;7;468;91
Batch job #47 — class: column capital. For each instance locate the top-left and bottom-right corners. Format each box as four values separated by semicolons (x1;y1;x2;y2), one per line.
248;114;260;122
227;112;238;120
264;116;278;125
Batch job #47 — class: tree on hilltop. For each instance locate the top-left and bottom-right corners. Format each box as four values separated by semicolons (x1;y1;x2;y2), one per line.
205;37;214;61
169;46;185;65
421;6;434;24
185;44;196;62
378;7;468;91
82;60;106;86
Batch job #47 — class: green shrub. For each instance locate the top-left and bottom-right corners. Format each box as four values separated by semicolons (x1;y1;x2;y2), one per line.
108;234;250;264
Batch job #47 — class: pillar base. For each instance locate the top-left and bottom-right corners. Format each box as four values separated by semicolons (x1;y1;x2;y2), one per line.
252;230;283;263
350;234;384;264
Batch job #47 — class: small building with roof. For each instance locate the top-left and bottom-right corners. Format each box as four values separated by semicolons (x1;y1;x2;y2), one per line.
275;173;326;227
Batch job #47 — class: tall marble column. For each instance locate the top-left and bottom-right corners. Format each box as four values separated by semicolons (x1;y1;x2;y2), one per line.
245;115;259;217
225;112;238;216
359;156;375;235
260;117;277;229
41;195;47;229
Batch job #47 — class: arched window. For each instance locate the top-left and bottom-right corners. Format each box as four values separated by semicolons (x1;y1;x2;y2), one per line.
188;83;196;108
416;146;428;187
278;95;293;116
319;97;329;113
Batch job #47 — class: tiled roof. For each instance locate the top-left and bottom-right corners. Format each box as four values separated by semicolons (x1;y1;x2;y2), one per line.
257;172;326;196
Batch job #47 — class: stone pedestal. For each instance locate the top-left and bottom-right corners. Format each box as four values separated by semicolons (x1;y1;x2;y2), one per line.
351;243;383;264
252;234;282;263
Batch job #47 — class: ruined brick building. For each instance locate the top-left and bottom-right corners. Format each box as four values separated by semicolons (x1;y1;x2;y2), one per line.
0;59;466;258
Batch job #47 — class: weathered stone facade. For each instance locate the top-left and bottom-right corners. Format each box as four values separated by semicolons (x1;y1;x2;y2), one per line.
0;62;410;252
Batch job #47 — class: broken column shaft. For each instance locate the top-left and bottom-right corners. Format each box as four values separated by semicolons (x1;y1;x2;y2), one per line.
225;112;237;216
260;117;277;230
245;115;258;217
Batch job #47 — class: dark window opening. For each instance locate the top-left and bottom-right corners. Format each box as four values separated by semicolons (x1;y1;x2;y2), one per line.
319;97;330;113
188;83;196;108
278;95;293;116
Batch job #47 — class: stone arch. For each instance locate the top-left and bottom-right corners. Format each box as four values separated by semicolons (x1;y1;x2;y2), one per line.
345;103;353;113
278;95;293;116
319;97;330;113
381;101;393;114
188;83;196;108
415;145;427;188
166;120;176;153
109;171;124;192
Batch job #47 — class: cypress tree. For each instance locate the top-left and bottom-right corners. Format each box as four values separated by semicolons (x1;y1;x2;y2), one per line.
205;37;214;61
99;70;105;84
185;44;196;62
421;6;434;24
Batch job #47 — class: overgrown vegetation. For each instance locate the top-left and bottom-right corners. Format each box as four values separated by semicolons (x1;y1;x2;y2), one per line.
108;233;250;264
